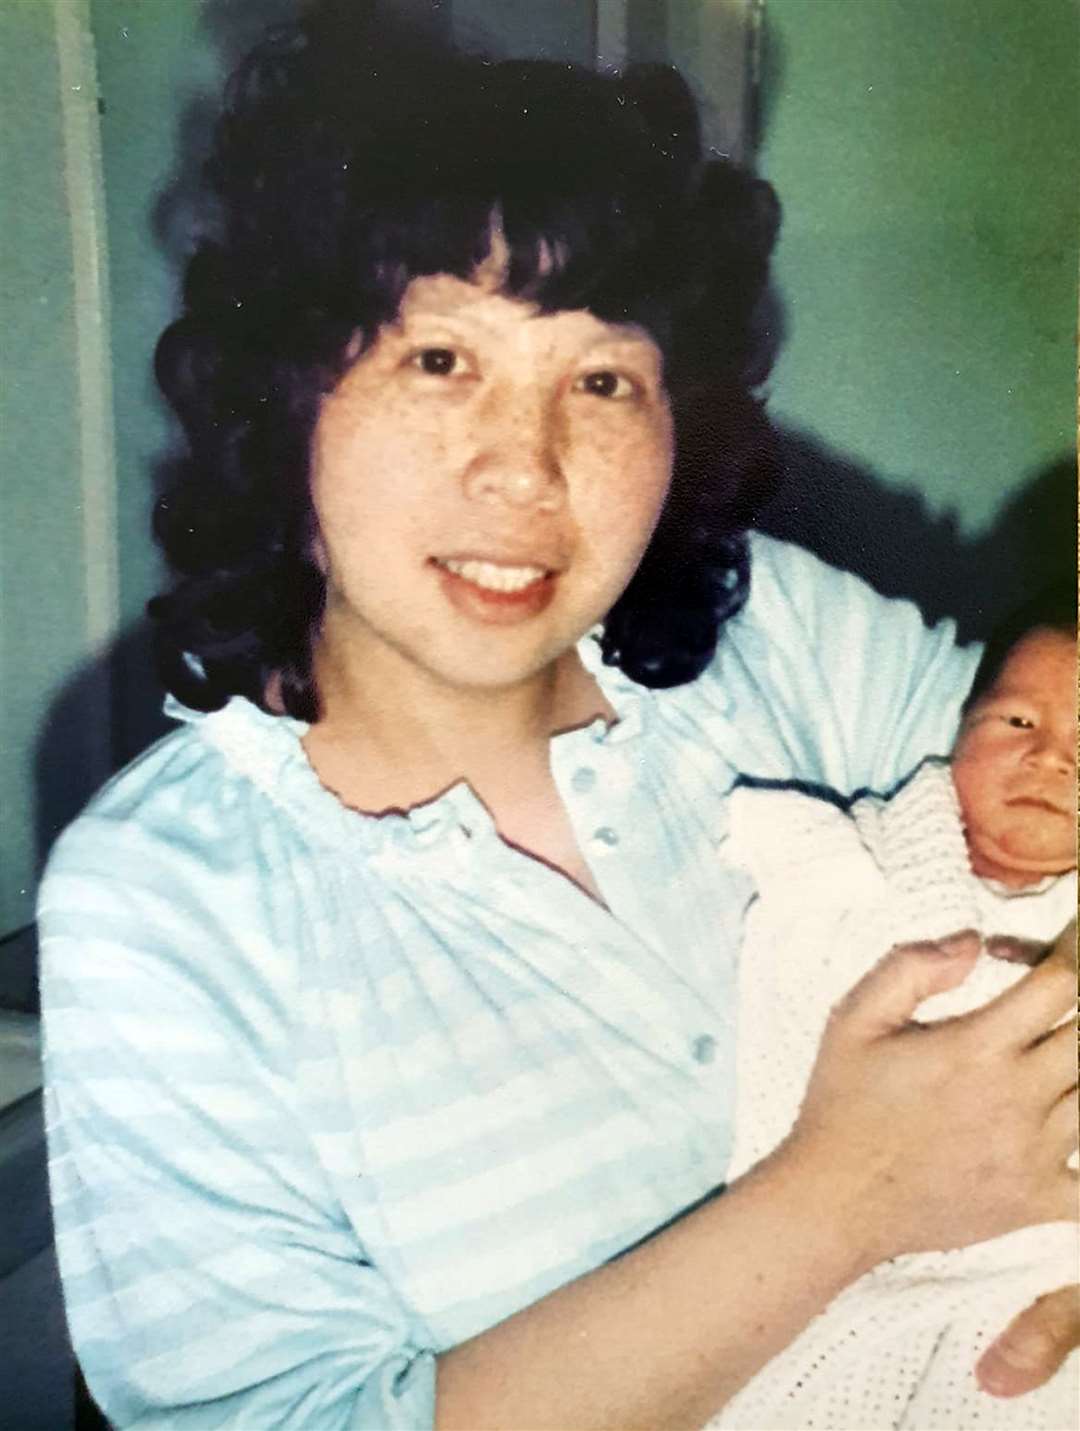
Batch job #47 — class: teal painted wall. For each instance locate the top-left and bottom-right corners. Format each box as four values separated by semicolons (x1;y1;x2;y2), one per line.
0;5;96;936
758;0;1078;537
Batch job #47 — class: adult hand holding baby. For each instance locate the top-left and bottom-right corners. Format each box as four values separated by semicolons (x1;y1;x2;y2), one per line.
782;925;1077;1271
440;930;1073;1431
976;917;1079;1397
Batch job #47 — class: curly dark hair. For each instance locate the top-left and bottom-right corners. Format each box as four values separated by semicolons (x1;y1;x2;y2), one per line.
151;0;783;719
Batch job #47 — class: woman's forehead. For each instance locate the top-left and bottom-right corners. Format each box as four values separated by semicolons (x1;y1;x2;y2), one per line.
393;271;662;356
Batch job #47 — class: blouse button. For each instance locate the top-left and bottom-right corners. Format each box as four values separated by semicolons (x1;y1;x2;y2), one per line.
691;1034;717;1065
592;826;619;848
571;766;597;794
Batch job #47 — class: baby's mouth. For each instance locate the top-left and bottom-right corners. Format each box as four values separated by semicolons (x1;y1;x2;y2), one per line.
1005;796;1067;817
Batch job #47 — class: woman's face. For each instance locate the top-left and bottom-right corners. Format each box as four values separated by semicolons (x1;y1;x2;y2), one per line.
951;628;1077;885
308;272;674;696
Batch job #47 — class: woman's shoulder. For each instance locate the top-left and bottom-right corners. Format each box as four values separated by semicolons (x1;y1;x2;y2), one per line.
36;700;332;1046
36;698;331;976
46;702;270;875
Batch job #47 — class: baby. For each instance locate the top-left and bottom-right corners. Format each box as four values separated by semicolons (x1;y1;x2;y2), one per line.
710;586;1077;1431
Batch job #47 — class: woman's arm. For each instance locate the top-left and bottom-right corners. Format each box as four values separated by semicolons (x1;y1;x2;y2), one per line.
715;535;981;796
436;935;1077;1431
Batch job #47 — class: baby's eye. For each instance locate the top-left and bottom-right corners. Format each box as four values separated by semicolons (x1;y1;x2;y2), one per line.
1004;713;1035;729
409;347;463;377
575;369;637;400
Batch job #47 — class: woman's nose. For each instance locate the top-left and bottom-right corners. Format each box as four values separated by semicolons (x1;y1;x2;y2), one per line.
461;397;565;512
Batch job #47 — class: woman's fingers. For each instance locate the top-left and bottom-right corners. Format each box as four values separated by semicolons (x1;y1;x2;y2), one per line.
798;927;1077;1261
1044;919;1078;974
975;1284;1080;1397
1045;1091;1080;1159
964;946;1076;1049
1021;1024;1080;1106
1042;1164;1080;1225
832;931;980;1039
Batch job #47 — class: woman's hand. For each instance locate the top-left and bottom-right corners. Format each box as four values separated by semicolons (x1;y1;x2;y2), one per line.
977;919;1079;1397
438;929;1075;1430
782;928;1077;1270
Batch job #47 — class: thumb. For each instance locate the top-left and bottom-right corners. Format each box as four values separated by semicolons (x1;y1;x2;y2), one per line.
976;1286;1080;1397
834;930;981;1040
1047;918;1077;973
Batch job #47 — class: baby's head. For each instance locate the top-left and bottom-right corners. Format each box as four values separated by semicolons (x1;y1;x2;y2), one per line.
951;585;1077;887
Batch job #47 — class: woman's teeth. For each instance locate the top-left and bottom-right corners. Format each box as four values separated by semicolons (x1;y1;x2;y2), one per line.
439;558;547;592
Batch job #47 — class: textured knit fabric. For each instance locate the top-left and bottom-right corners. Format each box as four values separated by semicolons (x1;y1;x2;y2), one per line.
711;760;1078;1431
39;536;978;1430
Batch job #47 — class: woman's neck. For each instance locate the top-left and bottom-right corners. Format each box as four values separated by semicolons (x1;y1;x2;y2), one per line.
301;632;613;817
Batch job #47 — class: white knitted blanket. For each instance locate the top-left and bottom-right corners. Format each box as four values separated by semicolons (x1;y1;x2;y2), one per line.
706;761;1078;1431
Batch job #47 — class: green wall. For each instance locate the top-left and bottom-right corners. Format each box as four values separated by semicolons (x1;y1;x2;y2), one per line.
758;0;1078;537
1;4;100;937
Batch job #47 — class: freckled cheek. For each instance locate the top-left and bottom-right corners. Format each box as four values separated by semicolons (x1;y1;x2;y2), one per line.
310;421;455;572
572;420;672;515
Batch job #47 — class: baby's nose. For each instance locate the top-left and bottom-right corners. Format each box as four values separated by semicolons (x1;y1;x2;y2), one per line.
1029;732;1075;774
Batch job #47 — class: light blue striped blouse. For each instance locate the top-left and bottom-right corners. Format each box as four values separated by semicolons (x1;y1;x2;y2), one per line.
39;536;978;1430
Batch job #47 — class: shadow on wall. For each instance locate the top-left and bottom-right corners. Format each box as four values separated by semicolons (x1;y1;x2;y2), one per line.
34;621;171;881
757;437;1077;645
152;0;298;271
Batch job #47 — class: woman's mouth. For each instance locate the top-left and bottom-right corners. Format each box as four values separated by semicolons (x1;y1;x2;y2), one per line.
430;555;557;622
438;557;549;592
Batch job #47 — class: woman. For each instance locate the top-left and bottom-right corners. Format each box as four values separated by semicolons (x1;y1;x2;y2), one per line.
40;8;1076;1427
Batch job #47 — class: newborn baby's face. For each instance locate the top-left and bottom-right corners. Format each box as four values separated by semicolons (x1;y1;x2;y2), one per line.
951;627;1076;887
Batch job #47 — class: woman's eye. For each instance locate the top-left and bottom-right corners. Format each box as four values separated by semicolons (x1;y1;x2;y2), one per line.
576;369;636;400
410;347;460;376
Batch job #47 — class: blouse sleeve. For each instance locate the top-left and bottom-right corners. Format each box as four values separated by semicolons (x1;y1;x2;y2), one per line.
39;815;437;1431
707;535;981;797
